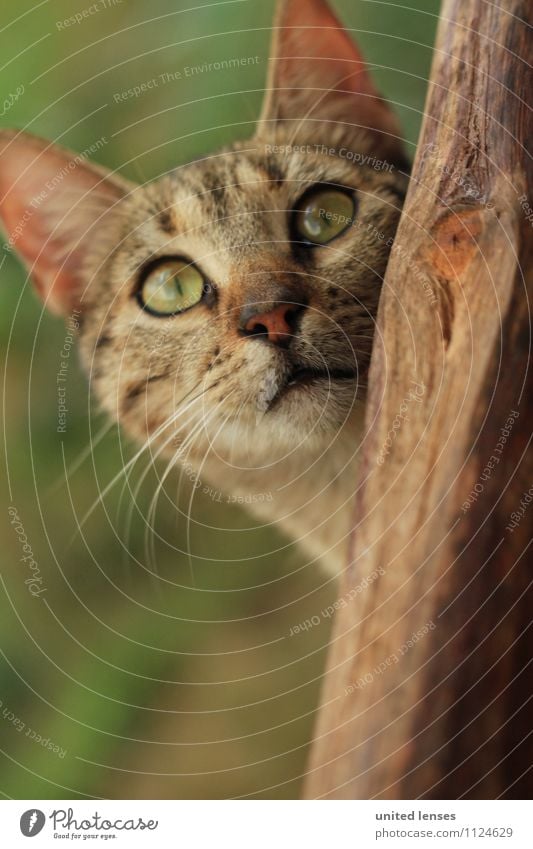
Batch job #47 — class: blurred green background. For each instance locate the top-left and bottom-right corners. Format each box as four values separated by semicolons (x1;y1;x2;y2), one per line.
0;0;439;799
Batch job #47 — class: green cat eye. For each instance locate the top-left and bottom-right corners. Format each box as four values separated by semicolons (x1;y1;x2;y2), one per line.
294;188;356;245
139;260;205;316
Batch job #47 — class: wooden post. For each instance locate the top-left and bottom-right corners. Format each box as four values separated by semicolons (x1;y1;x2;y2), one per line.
304;0;532;799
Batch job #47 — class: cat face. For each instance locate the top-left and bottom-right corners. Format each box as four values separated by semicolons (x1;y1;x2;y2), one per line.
0;0;408;466
81;143;406;462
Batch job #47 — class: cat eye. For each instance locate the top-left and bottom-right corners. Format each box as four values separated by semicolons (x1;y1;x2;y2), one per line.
139;259;205;317
293;187;356;245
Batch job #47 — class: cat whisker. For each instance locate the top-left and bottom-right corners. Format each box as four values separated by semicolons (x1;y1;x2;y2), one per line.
118;399;208;574
117;376;230;580
117;374;224;560
68;378;212;548
129;403;212;569
48;418;115;496
183;390;250;585
145;392;234;584
185;383;259;519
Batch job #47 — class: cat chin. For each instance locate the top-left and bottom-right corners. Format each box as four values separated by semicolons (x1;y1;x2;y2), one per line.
265;374;358;411
251;384;363;453
241;350;361;426
191;386;361;466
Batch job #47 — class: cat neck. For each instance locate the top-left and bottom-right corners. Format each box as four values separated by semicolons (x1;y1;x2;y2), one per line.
186;406;365;576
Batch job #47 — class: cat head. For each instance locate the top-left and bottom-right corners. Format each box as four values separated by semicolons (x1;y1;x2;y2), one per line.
0;0;408;466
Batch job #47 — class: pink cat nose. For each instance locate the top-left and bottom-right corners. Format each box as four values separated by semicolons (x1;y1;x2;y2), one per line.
241;302;303;347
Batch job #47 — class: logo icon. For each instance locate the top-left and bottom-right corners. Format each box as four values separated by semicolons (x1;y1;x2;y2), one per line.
20;810;46;837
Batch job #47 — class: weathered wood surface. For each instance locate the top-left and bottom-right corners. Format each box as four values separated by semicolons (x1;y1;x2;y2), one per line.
304;0;532;799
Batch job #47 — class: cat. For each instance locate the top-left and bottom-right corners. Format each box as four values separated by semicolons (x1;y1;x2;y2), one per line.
0;0;408;576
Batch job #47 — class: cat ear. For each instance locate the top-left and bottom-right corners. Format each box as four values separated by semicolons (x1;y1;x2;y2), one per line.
0;130;134;315
257;0;407;167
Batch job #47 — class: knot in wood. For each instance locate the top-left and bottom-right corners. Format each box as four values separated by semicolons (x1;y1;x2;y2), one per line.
428;207;484;278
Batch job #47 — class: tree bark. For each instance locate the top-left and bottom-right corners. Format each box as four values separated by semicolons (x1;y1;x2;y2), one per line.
304;0;532;799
